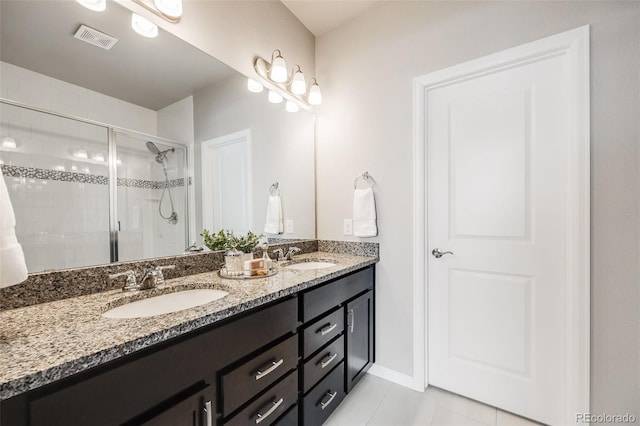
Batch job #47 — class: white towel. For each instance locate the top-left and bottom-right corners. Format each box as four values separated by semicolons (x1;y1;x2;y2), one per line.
353;187;377;237
263;195;284;234
0;168;28;287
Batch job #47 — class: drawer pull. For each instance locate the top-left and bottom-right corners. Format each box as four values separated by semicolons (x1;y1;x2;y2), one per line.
318;323;337;336
255;358;284;380
319;353;338;369
349;309;355;333
204;400;212;426
319;391;338;410
255;397;284;424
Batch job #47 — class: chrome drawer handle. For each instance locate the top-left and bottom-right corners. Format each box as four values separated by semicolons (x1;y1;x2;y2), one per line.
255;397;284;424
319;391;337;410
204;400;212;426
318;323;337;336
319;353;338;369
255;358;284;381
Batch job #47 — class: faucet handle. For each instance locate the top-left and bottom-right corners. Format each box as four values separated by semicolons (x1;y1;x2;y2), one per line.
108;270;139;292
287;247;302;260
154;265;175;286
273;248;285;262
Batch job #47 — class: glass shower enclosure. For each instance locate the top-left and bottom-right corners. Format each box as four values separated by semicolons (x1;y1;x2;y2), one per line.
0;99;189;272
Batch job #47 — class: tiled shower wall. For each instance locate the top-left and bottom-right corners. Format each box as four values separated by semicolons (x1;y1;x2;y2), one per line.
1;62;190;272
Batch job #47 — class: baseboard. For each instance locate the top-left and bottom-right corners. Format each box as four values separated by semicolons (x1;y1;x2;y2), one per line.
367;364;425;392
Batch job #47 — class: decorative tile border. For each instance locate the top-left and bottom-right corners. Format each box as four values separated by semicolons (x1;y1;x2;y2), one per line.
1;165;108;185
1;165;184;188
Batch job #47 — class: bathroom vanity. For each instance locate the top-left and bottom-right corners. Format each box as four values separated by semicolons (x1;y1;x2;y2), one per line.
0;252;376;426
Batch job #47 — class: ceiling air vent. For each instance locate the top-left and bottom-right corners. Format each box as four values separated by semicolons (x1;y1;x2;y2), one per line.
73;24;118;51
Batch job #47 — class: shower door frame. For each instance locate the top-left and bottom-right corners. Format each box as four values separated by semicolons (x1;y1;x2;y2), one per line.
0;97;191;264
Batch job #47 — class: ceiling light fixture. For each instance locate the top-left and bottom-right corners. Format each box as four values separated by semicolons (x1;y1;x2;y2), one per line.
131;0;182;23
75;0;106;12
251;49;322;112
131;13;158;38
285;101;299;113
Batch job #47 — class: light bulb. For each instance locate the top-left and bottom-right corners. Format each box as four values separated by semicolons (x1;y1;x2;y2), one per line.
291;67;306;95
92;153;105;163
247;78;264;93
308;80;322;105
270;51;288;83
75;0;106;12
268;91;283;104
72;149;88;159
286;101;299;113
131;13;158;38
1;137;17;149
154;0;182;18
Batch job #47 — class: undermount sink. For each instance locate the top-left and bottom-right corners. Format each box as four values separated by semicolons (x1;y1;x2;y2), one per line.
102;289;229;319
285;261;336;270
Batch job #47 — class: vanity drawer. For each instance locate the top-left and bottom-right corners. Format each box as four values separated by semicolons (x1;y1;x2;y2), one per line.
274;404;298;426
303;335;344;393
303;307;344;359
302;267;373;322
224;372;297;426
302;361;345;426
221;334;298;415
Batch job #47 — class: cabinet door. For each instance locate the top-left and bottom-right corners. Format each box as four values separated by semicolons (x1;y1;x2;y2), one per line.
135;384;214;426
346;290;374;392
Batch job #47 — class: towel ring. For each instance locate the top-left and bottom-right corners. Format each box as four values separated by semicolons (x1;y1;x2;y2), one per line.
269;182;280;196
354;172;375;189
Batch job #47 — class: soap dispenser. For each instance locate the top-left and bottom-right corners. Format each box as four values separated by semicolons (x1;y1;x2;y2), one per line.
261;243;273;272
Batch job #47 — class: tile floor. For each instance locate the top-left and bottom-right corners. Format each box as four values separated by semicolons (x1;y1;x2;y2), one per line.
324;374;544;426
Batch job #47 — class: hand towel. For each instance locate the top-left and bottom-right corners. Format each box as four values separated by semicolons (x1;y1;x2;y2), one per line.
264;194;284;234
0;168;28;287
353;187;377;237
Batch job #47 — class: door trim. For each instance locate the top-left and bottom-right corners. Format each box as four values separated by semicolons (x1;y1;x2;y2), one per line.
201;129;252;233
412;26;590;423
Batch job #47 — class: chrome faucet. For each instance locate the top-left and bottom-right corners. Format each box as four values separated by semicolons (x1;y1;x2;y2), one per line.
108;270;139;292
273;247;302;261
108;265;176;292
185;242;203;252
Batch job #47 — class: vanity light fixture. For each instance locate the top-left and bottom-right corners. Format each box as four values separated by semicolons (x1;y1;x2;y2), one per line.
131;0;182;23
92;152;106;163
308;78;322;106
252;49;322;112
75;0;106;12
72;149;89;160
131;13;158;38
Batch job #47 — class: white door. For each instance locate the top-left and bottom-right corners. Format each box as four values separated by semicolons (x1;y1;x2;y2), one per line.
201;130;251;234
425;30;589;425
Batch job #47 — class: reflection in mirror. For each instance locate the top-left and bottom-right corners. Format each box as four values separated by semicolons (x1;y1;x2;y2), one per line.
0;0;316;274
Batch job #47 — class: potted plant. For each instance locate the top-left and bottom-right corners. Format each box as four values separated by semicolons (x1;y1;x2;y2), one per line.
201;229;233;251
231;230;262;263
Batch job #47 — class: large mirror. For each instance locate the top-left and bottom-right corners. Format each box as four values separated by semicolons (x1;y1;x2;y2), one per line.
0;0;316;273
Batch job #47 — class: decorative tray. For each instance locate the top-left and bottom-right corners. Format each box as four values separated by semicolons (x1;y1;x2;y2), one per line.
217;268;278;280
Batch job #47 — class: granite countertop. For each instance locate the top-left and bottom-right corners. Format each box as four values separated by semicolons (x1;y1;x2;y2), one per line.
0;251;377;401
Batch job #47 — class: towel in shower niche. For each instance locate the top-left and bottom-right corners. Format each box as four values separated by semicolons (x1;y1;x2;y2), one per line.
264;194;284;234
353;187;377;237
0;167;28;287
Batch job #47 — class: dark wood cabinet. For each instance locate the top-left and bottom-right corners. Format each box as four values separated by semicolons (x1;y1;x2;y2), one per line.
1;264;376;426
346;290;374;392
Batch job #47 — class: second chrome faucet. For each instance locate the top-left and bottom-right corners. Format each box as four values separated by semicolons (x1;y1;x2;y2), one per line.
109;265;176;292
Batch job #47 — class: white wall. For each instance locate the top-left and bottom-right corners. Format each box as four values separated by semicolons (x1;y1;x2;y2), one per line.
193;72;316;240
0;62;156;134
316;0;640;415
115;0;315;83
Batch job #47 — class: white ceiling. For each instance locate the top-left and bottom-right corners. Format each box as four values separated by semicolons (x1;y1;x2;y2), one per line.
281;0;380;36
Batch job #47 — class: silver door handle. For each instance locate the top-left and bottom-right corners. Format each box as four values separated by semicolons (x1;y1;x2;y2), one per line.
349;308;355;333
204;400;212;426
432;248;454;258
319;353;338;369
318;323;337;336
255;359;284;380
319;391;338;410
255;397;284;424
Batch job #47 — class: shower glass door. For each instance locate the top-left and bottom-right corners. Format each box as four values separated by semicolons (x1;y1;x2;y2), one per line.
0;102;110;272
113;131;188;262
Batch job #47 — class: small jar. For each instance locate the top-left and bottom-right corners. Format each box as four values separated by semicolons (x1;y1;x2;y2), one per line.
224;248;243;276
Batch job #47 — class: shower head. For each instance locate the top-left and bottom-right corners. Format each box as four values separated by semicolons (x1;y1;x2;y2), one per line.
146;141;175;164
